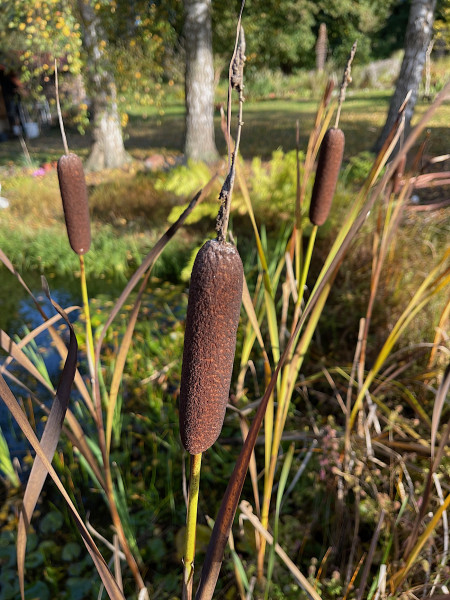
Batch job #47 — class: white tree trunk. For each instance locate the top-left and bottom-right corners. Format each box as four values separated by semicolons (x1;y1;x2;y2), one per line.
77;0;128;171
184;0;218;163
375;0;437;153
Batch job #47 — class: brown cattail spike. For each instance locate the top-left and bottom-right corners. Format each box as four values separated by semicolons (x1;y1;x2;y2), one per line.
179;239;244;455
309;128;345;226
57;153;91;255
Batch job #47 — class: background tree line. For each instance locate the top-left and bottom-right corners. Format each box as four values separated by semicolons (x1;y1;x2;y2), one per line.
0;0;448;168
3;0;447;95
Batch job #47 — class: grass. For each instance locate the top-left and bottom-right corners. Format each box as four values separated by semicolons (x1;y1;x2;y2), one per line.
0;87;447;285
1;91;449;167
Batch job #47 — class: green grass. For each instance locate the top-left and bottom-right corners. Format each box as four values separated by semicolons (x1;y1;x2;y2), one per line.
124;91;450;160
1;91;449;167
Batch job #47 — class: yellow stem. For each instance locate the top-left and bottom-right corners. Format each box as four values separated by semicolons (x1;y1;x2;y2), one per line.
183;453;202;598
297;225;317;306
79;255;95;379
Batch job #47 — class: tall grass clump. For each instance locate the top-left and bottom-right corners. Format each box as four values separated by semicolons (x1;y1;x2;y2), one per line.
0;17;449;600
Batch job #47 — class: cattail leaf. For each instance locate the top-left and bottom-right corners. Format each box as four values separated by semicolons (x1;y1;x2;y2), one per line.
266;443;295;597
0;248;94;415
0;247;35;295
431;363;450;459
349;255;450;432
62;409;107;490
390;490;450;592
235;165;280;366
16;280;77;600
239;500;322;600
0;330;55;394
106;268;152;456
1;306;79;380
241;277;265;353
0;374;125;600
429;299;450;367
1;352;101;482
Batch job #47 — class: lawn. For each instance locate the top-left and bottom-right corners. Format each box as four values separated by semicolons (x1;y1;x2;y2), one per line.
1;90;449;167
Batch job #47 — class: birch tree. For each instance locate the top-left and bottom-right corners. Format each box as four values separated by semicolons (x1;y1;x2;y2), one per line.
76;0;128;171
374;0;437;153
183;0;218;163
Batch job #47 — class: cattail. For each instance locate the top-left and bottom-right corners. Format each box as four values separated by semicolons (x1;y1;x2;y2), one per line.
179;239;244;455
57;153;91;255
309;128;345;226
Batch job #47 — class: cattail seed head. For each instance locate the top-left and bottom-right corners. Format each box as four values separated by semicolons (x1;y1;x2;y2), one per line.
309;128;345;226
57;153;91;255
179;239;244;455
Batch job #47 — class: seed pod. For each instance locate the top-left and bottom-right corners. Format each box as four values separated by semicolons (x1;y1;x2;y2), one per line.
179;239;244;455
57;153;91;255
309;127;345;226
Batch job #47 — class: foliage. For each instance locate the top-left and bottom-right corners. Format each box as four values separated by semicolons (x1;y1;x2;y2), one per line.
0;0;83;93
0;0;172;130
0;525;100;599
0;427;19;487
247;149;300;215
435;0;450;46
212;0;399;73
155;160;215;199
314;0;396;65
0;0;435;113
94;0;173;109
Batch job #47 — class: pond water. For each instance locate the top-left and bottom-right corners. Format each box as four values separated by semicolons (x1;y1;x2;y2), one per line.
0;268;186;478
1;272;82;469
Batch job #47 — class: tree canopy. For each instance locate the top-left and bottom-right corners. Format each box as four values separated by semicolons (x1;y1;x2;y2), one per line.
1;0;423;99
211;0;401;73
0;0;170;112
0;0;446;155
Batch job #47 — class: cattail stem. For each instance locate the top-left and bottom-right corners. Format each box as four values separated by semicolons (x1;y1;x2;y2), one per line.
55;60;69;156
297;225;317;310
79;255;95;378
216;22;246;243
335;41;357;129
183;452;202;599
288;225;319;343
293;119;303;285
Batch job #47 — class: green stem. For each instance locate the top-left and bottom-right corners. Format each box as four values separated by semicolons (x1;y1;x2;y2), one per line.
297;225;317;309
183;453;202;599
